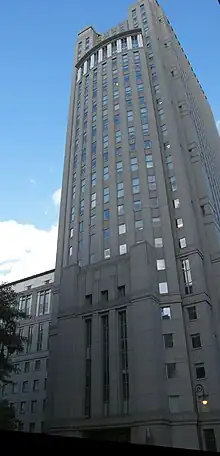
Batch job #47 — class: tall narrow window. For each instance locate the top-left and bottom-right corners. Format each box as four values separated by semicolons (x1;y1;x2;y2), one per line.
36;290;51;316
26;326;33;353
37;323;44;351
85;319;92;417
118;310;129;414
19;295;32;316
182;259;193;294
102;315;109;416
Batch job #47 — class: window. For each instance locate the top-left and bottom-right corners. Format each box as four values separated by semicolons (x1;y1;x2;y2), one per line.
169;395;180;413
179;237;187;248
164;334;173;348
118;204;124;216
103;166;109;181
161;306;171;319
166;363;177;379
22;381;28;393
31;400;37;413
127;111;133;122
12;382;18;394
104;228;110;239
19;295;32;316
18;422;24;431
33;380;39;392
35;360;41;371
29;422;35;433
70;228;74;238
119;244;127;255
155;237;163;248
128;126;135;139
188;306;197;320
102;315;109;415
176;218;183;228
104;187;110;203
191;334;201;349
166;155;173;170
170;176;177;191
37;323;44;351
91;172;96;187
195;363;206;380
148;175;156;191
145;154;153;168
119;224;126;235
173;198;180;208
101;290;108;301
144;139;152;149
130;157;138;172
159;282;168;294
182;259;193;294
133;200;141;211
152;217;161;227
71;206;75;222
118;311;129;414
20;402;26;414
80;199;84;216
203;429;217;453
116;161;123;173
129;142;136;152
36;290;51;316
69;246;73;257
118;285;125;297
24;362;30;373
44;378;47;390
104;209;110;220
114;103;119;111
115;131;121;143
84;294;92;307
81;179;85;193
135;220;143;230
90;215;96;227
157;259;166;270
132;178;140;194
26;326;33;353
142;123;149;135
137;83;144;92
104;248;110;259
117;182;124;198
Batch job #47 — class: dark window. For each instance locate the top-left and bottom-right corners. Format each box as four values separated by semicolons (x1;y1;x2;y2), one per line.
85;319;92;417
24;361;30;373
37;323;44;351
22;381;28;393
196;363;206;379
102;315;109;416
118;286;125;298
31;400;37;413
203;429;217;452
29;422;35;433
191;334;201;349
101;290;108;301
33;380;39;392
35;360;41;371
188;306;197;320
118;311;129;414
85;294;92;305
164;334;173;348
166;363;177;379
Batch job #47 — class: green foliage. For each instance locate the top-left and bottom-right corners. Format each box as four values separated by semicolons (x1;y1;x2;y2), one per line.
0;283;26;385
0;399;18;430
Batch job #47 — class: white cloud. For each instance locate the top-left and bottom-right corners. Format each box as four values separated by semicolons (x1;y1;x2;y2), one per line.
216;120;220;135
52;188;61;207
29;178;36;185
0;221;58;283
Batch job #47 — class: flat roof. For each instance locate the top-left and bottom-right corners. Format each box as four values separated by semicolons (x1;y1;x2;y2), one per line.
7;269;55;287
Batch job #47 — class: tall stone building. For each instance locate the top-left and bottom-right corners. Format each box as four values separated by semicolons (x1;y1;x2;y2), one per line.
47;0;220;450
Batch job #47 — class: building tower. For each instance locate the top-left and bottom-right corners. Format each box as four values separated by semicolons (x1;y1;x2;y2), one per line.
47;0;220;450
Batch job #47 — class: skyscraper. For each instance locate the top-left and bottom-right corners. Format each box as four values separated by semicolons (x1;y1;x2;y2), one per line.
47;0;220;450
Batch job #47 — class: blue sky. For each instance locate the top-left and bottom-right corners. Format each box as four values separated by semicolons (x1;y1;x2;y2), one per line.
0;0;219;281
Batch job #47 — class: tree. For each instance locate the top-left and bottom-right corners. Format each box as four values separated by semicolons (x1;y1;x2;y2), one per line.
0;283;26;430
